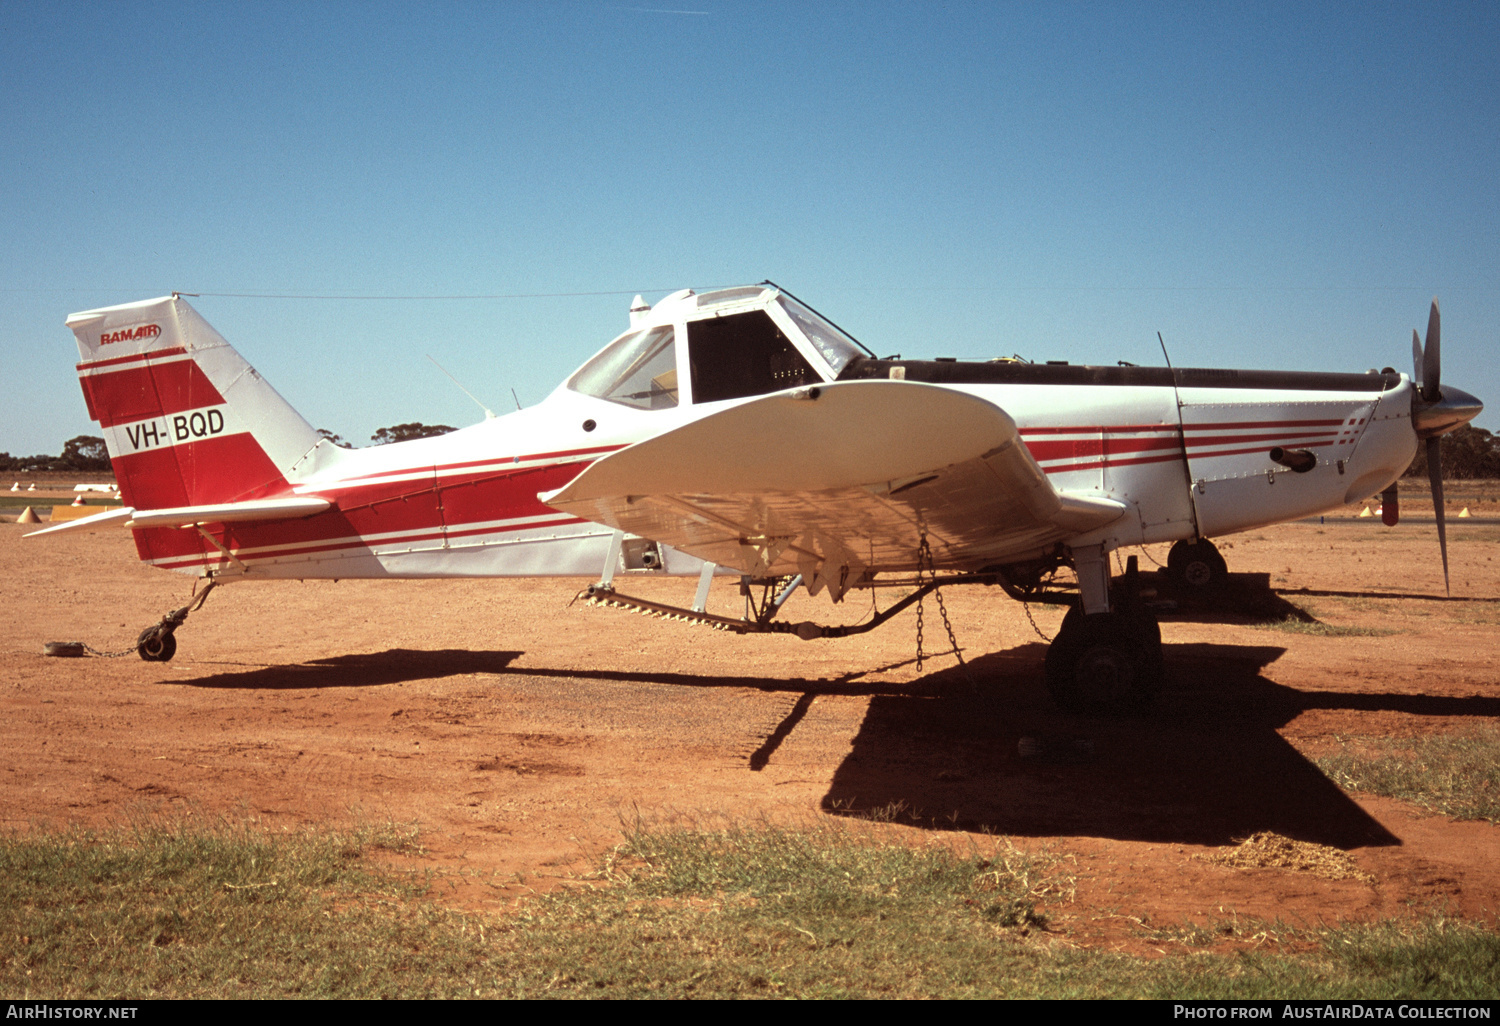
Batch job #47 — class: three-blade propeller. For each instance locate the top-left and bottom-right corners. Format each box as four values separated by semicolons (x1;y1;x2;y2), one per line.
1411;299;1450;594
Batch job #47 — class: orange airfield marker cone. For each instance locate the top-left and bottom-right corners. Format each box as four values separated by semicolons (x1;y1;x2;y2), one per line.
17;507;39;524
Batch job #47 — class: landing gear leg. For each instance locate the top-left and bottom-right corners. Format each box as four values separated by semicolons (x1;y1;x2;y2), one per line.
135;579;218;663
1167;538;1227;592
1044;552;1162;714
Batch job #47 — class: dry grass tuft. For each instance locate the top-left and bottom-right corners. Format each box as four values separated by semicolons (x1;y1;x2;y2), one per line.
1197;832;1374;884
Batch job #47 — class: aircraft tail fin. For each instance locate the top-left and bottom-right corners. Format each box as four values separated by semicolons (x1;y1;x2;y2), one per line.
68;295;324;512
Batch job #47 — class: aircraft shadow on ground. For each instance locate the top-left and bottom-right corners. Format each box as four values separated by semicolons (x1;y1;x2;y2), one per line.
173;649;522;690
1278;587;1499;604
819;641;1500;850
1144;572;1500;623
1146;573;1316;625
173;649;894;696
170;649;899;696
165;642;1500;850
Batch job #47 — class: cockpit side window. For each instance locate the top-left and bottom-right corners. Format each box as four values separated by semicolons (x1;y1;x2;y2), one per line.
688;310;817;404
568;325;678;410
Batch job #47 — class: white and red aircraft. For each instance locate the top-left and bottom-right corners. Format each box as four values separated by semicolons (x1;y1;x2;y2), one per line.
35;284;1482;712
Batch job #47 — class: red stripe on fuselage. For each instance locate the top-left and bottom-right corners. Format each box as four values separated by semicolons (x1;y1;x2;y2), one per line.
1019;423;1178;436
1185;436;1346;460
1183;429;1338;449
1024;418;1354;475
1023;435;1183;463
132;456;601;567
1039;451;1186;475
1017;417;1346;439
149;515;590;571
1181;418;1345;431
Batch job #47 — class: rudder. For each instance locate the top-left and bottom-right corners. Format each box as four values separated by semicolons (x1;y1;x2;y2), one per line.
68;295;322;511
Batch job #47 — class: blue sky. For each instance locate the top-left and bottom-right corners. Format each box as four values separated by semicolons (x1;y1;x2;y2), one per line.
3;0;1497;455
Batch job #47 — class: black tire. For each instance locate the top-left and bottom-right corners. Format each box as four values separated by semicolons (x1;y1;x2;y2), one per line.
1167;539;1227;591
1045;607;1160;714
137;631;177;662
1055;603;1160;646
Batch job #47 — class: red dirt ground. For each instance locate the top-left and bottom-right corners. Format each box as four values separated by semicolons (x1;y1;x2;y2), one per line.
3;501;1498;955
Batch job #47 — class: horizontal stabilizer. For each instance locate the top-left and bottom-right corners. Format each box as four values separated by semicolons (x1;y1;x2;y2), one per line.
542;381;1125;580
23;506;137;537
26;496;331;537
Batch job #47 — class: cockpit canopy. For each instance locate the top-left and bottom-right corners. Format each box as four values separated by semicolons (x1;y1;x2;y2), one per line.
567;286;867;410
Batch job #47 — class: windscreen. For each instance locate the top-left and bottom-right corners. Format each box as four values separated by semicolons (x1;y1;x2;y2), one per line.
776;296;864;375
568;325;678;410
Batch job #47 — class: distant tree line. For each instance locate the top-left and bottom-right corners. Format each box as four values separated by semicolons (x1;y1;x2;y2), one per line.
317;424;459;447
0;421;460;473
0;436;110;473
368;423;456;445
1404;425;1500;479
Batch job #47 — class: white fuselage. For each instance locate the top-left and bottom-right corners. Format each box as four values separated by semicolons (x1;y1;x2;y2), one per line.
69;287;1418;586
152;372;1411;584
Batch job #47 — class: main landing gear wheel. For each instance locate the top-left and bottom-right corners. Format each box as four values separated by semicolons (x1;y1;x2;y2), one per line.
1044;605;1162;715
1167;539;1227;592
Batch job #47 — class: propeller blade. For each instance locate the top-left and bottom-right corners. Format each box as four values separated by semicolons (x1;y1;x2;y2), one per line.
1412;329;1423;390
1382;481;1399;526
1428;435;1449;596
1423;298;1441;402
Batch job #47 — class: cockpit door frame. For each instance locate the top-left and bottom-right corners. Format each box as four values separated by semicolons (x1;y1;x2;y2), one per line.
759;299;840;384
667;316;694;407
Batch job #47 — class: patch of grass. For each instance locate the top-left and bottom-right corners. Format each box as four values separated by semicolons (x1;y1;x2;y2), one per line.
1322;596;1380;614
488;820;1500;998
1453;606;1500;626
1317;730;1500;823
1453;529;1500;543
1252;617;1398;637
5;818;1500;998
538;819;1070;997
1124;916;1500;999
0;818;494;999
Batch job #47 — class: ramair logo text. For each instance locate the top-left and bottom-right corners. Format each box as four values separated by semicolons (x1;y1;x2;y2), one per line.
100;324;162;345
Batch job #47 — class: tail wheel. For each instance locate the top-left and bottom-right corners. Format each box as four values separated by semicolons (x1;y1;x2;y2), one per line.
137;631;177;663
1167;539;1227;591
1044;606;1161;714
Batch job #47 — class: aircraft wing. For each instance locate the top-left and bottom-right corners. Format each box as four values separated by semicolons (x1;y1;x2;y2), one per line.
541;381;1125;597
